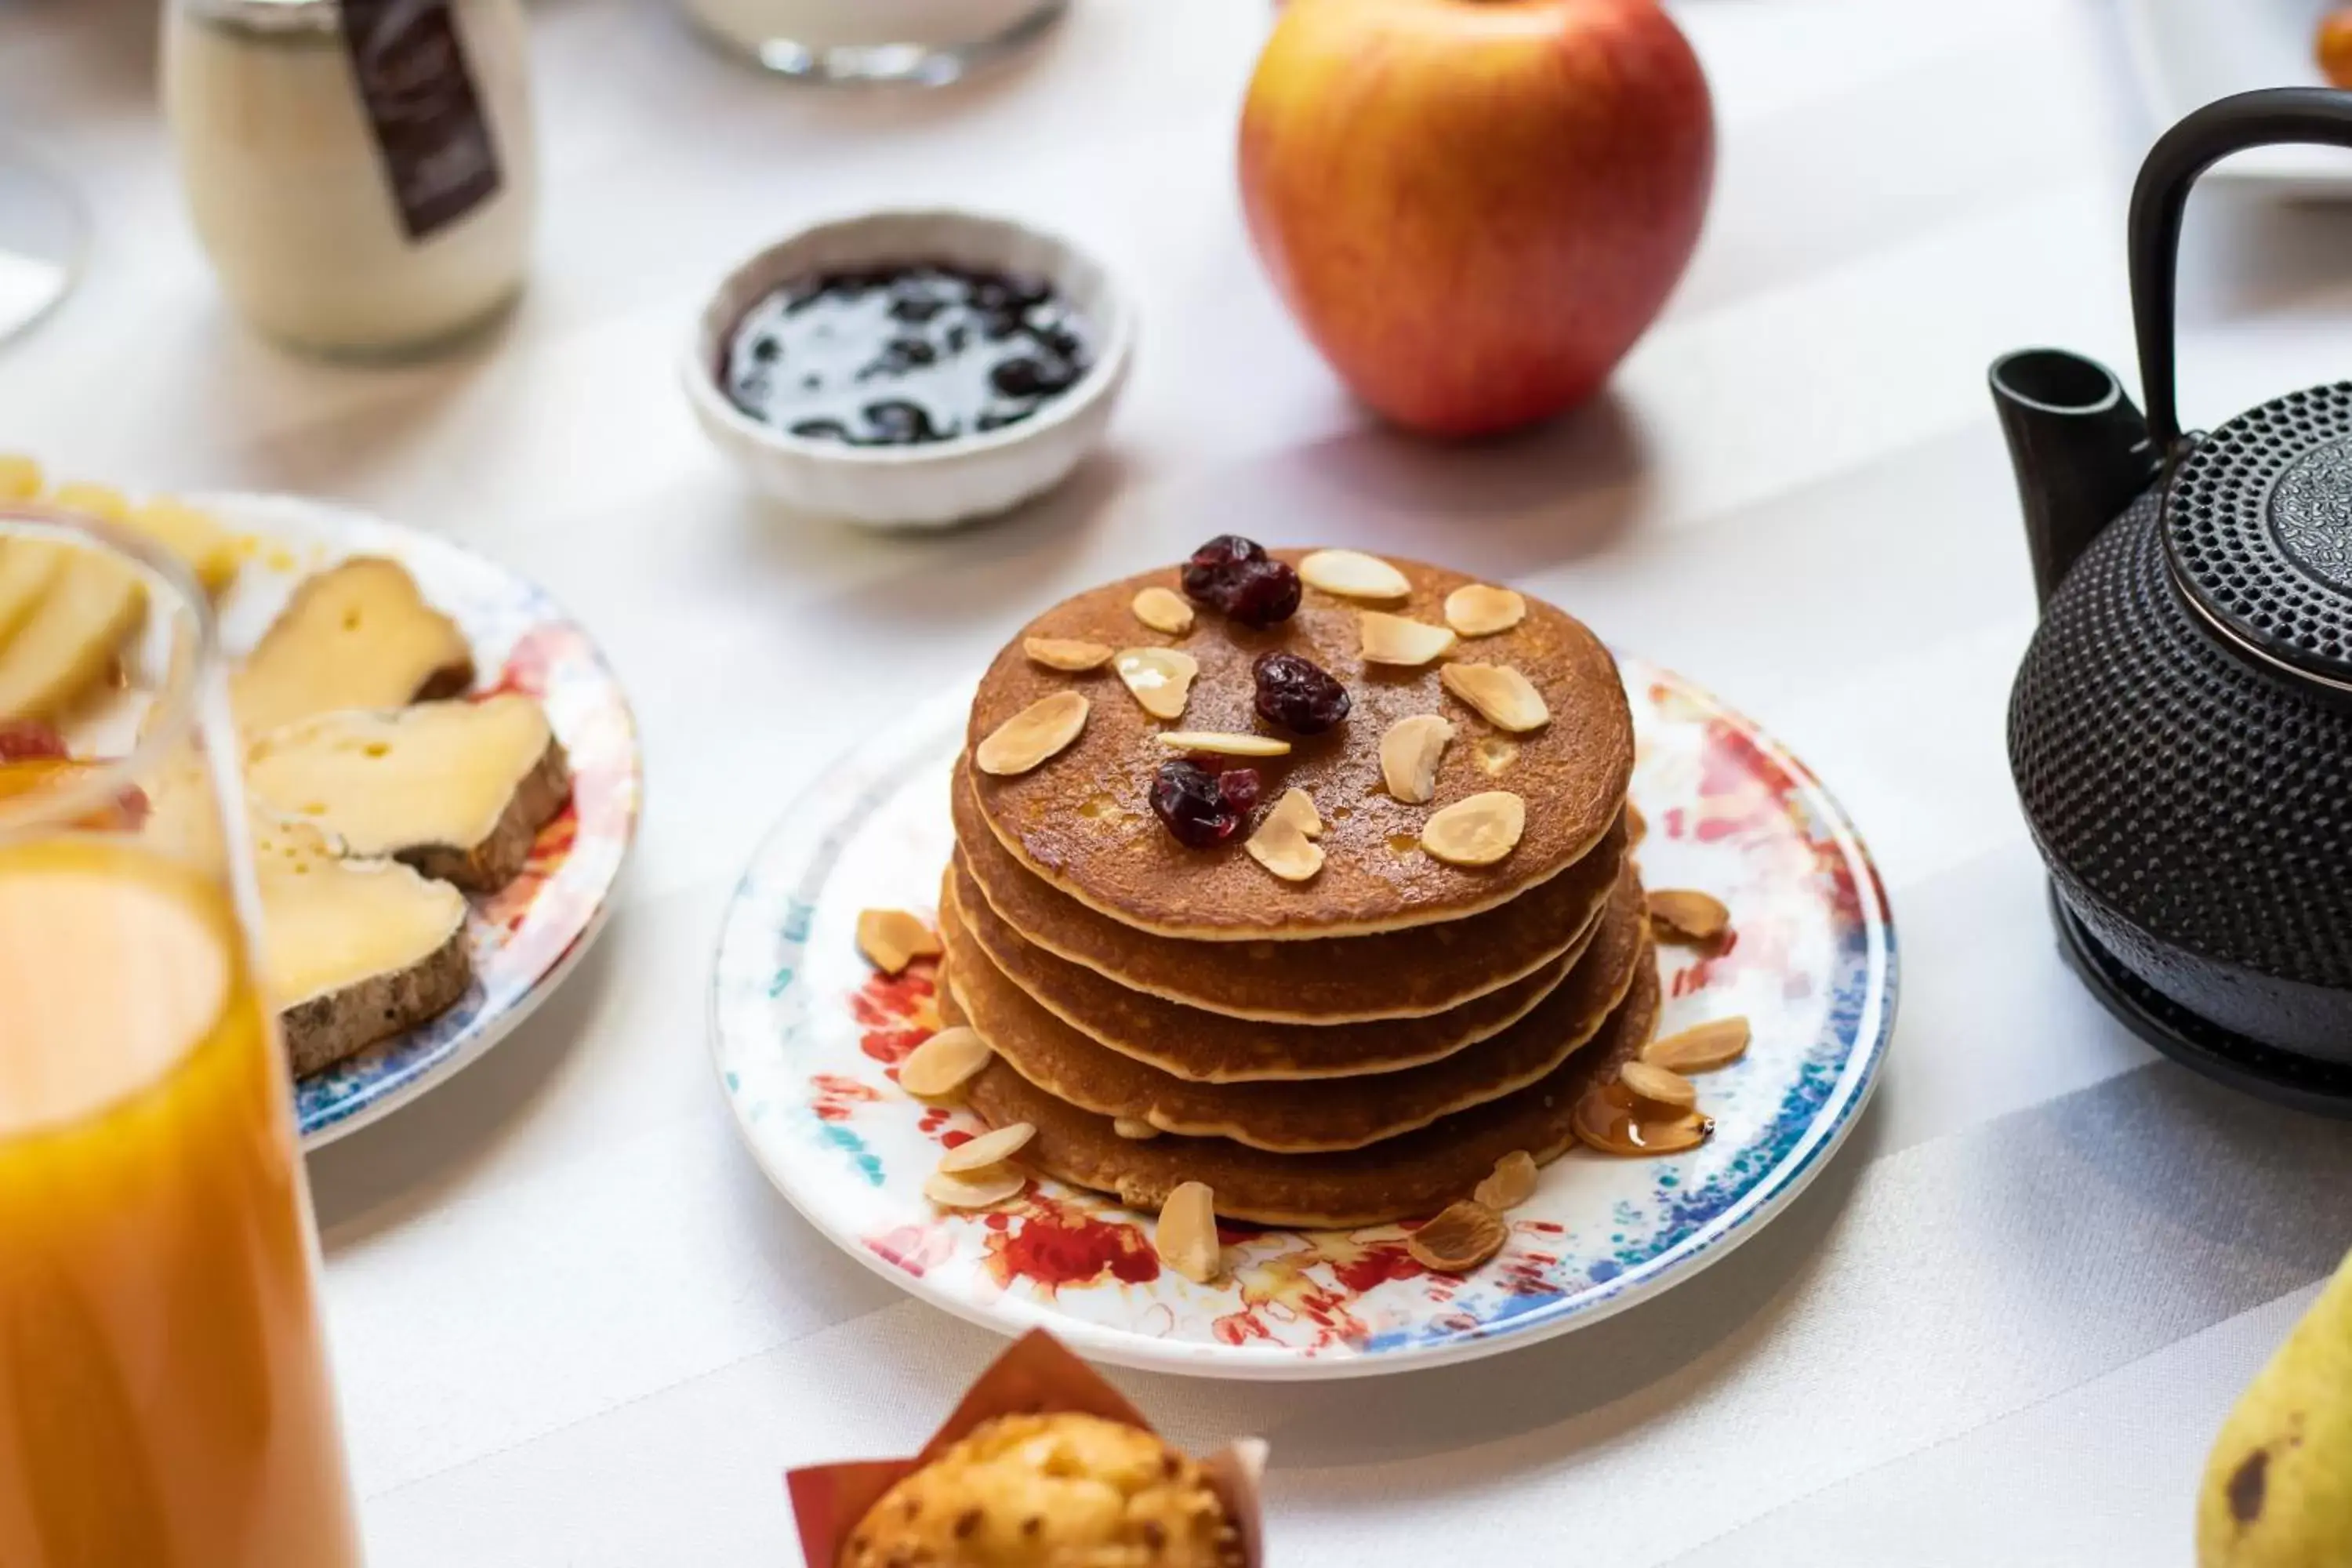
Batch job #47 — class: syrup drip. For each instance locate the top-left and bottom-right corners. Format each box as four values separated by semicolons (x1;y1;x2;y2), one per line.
1572;1080;1714;1156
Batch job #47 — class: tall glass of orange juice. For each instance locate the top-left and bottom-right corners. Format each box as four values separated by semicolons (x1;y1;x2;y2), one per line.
0;504;365;1566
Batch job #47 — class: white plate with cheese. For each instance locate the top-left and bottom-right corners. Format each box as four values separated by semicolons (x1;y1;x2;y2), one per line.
189;493;641;1148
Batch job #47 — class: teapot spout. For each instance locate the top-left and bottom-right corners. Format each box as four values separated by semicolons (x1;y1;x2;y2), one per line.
1989;349;2161;608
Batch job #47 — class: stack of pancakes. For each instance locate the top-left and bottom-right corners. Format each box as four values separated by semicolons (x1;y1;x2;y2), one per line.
941;550;1657;1228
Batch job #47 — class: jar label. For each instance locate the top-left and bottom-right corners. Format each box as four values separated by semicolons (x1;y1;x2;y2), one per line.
338;0;503;242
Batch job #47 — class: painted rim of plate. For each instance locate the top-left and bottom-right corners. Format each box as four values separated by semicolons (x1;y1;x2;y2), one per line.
710;660;1896;1378
187;492;644;1149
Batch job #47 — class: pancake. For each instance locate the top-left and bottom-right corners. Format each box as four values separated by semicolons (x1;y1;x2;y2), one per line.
955;949;1661;1228
949;858;1585;1080
942;865;1645;1151
953;760;1627;1022
965;550;1633;940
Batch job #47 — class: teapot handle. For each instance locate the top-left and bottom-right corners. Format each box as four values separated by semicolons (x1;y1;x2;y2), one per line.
2132;87;2352;454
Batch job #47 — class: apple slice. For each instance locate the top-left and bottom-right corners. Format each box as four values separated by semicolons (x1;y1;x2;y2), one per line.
244;695;571;894
0;539;67;648
0;551;147;722
232;558;474;735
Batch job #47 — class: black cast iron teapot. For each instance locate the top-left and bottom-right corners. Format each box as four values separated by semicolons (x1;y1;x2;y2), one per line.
1991;88;2352;1109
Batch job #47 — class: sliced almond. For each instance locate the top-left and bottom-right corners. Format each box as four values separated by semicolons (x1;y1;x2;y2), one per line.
1444;584;1526;638
975;691;1090;775
1642;1016;1751;1074
856;908;941;975
898;1026;993;1098
937;1121;1036;1174
1156;1181;1221;1284
1113;648;1198;722
1112;1117;1163;1141
1406;1200;1508;1273
1472;1150;1538;1213
924;1167;1027;1210
1359;611;1457;667
1620;1061;1698;1112
1131;586;1195;635
1421;791;1526;866
1155;731;1290;757
1648;888;1730;943
1440;663;1549;733
1265;786;1323;837
1023;637;1114;672
1298;548;1410;601
1245;787;1325;883
1380;714;1454;804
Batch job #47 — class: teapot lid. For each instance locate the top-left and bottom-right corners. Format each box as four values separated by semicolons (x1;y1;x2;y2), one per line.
2164;385;2352;695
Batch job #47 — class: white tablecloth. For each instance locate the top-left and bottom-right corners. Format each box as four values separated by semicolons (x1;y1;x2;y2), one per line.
4;1;2348;1561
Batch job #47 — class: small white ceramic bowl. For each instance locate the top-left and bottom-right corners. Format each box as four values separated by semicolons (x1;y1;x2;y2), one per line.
683;209;1134;529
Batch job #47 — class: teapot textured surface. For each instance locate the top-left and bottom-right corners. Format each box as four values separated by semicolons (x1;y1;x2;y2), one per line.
1994;86;2352;1088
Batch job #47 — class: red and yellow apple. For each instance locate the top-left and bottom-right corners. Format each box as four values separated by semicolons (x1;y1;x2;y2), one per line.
1240;0;1715;437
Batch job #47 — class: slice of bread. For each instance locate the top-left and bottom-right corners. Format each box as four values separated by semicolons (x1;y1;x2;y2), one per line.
244;695;571;895
232;558;474;735
0;551;147;722
251;815;472;1077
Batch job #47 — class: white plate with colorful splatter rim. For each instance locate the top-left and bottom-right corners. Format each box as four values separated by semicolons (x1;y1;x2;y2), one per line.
710;655;1894;1379
191;493;643;1150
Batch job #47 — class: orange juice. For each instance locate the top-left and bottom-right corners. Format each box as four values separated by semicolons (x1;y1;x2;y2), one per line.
0;836;363;1567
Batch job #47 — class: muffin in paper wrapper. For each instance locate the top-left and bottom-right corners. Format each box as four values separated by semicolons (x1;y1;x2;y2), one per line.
786;1329;1268;1566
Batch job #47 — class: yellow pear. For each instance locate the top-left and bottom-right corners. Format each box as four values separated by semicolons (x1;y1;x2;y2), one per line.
2198;1246;2352;1566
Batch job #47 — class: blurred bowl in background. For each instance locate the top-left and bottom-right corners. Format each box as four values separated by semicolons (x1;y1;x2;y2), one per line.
2121;0;2352;195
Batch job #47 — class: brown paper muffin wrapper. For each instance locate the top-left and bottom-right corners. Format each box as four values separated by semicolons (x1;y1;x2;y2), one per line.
786;1329;1268;1566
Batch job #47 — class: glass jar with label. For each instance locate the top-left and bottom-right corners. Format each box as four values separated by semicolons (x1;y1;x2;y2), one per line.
162;0;538;359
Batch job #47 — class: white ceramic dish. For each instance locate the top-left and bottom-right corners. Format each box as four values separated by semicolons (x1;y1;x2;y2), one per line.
2121;0;2352;194
192;493;641;1149
710;661;1897;1380
682;209;1134;529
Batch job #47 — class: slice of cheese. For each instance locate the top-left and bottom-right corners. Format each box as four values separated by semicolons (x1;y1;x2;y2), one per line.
232;558;474;735
252;813;470;1077
125;498;241;596
0;550;147;721
244;695;568;892
0;539;67;648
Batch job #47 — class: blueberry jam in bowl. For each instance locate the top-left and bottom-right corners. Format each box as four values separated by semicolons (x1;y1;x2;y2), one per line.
684;210;1134;530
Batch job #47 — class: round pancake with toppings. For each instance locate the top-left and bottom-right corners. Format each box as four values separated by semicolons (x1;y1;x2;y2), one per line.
942;866;1643;1151
953;951;1661;1228
953;761;1626;1022
964;549;1632;940
948;860;1585;1080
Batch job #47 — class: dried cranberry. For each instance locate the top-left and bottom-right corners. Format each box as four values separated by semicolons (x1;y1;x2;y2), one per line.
1150;760;1247;848
1180;535;1301;626
1181;535;1267;605
1215;767;1262;815
1221;557;1301;628
1253;651;1351;734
